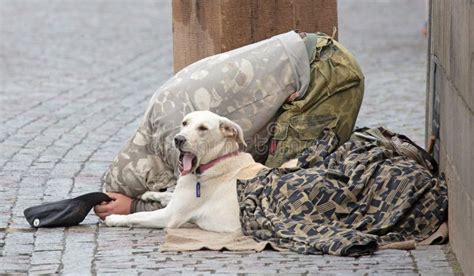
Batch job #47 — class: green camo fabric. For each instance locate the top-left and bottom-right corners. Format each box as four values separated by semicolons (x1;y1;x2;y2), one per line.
237;127;448;256
265;33;364;168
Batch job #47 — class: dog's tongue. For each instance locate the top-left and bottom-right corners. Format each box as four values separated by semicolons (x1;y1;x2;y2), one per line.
181;153;194;175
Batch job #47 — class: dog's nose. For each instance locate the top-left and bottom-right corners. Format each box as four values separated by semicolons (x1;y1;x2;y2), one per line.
174;135;187;149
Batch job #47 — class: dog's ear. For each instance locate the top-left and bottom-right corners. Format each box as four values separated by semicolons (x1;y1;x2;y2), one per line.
219;118;247;147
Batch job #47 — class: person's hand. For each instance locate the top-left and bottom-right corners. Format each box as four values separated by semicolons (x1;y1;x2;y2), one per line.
94;192;132;220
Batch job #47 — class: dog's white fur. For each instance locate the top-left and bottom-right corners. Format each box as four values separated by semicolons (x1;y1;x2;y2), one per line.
104;111;266;232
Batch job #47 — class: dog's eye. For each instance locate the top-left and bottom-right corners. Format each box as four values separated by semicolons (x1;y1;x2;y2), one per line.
198;125;208;131
182;121;187;127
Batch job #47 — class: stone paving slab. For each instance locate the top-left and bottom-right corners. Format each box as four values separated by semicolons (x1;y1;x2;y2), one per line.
339;0;429;147
0;0;457;274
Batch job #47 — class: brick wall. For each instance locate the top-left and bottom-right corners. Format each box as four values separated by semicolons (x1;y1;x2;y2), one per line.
426;0;474;274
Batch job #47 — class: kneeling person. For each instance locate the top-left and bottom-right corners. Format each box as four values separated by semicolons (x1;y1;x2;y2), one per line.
95;31;364;219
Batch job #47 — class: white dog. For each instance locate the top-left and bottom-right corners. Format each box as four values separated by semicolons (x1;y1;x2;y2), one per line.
104;111;266;232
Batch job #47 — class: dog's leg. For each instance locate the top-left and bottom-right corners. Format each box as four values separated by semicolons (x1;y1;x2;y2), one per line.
104;207;172;228
140;191;173;207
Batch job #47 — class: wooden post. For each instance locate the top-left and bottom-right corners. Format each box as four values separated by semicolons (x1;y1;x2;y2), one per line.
172;0;338;73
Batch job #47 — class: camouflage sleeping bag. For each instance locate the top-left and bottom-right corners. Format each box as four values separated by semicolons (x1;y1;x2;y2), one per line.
237;127;448;256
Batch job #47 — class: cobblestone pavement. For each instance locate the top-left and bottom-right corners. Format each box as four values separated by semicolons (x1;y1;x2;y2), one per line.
339;0;429;147
0;0;456;275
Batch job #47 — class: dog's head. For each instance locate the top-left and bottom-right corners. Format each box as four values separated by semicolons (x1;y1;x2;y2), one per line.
174;111;246;175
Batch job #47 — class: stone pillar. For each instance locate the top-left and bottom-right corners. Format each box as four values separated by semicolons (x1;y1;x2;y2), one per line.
426;0;474;274
172;0;338;73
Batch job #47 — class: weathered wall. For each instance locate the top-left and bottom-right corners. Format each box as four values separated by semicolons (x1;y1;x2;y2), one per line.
172;0;338;72
426;0;474;274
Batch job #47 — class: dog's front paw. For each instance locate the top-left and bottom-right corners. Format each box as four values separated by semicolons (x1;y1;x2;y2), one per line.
140;191;173;206
140;191;159;201
104;214;130;227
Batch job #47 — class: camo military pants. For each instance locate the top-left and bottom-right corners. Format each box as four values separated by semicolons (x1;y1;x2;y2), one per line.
265;33;364;167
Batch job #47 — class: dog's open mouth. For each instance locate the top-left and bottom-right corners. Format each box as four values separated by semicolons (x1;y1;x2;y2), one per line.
179;152;198;175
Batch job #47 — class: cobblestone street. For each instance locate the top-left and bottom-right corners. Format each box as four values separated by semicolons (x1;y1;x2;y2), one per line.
0;0;456;274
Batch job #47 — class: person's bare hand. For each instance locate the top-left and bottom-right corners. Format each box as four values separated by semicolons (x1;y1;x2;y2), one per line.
94;192;132;220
